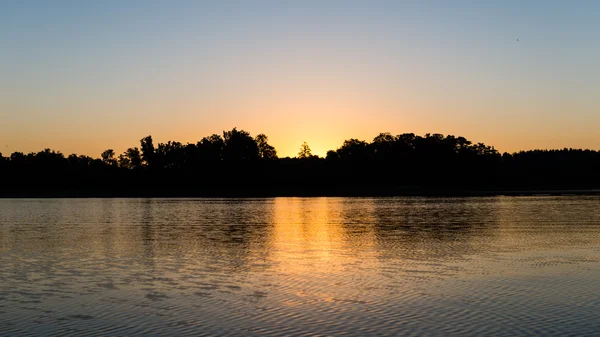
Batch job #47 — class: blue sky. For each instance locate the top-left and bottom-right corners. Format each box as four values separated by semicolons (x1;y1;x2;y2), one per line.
1;1;599;156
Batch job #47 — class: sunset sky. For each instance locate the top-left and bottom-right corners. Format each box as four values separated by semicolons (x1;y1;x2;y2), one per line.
1;1;599;157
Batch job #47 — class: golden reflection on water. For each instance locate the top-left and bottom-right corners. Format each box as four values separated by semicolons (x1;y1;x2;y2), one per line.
2;197;600;336
269;198;377;275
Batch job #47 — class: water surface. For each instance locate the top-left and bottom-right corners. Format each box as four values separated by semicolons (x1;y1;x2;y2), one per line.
1;197;600;336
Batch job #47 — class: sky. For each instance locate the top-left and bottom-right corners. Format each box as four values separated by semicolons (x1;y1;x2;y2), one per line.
1;1;599;157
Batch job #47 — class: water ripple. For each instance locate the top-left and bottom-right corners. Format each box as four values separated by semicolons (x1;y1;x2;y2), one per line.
1;197;600;336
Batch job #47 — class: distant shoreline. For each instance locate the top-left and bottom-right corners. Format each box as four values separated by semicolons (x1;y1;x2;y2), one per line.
3;131;599;198
3;188;600;198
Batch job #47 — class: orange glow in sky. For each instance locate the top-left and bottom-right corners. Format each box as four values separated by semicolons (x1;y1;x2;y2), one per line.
1;2;599;157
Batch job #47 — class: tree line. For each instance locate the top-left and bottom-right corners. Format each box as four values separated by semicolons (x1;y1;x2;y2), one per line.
1;128;599;196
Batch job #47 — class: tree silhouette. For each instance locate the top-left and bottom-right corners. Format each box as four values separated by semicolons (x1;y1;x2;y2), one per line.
325;150;339;160
2;129;599;197
336;139;369;160
222;128;259;160
10;152;25;163
198;134;224;161
101;149;117;166
155;141;185;169
118;147;142;169
140;136;156;168
256;134;277;159
298;142;313;159
0;152;6;172
371;132;395;160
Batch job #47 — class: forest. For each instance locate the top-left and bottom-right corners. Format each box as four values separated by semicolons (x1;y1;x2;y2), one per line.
1;128;599;197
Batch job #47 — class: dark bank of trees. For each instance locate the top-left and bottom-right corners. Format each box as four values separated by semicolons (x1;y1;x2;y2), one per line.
1;128;599;197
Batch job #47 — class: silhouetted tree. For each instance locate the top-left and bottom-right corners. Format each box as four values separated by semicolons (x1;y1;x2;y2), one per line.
68;154;85;167
394;133;417;160
119;147;142;169
298;142;313;159
0;152;5;172
336;139;370;160
198;134;224;161
155;141;185;169
256;134;277;159
101;149;117;166
2;129;599;197
140;135;155;168
326;150;339;160
9;152;25;163
222;128;259;160
371;132;395;160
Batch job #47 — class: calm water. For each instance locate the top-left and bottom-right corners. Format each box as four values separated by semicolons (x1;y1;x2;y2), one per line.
1;197;600;336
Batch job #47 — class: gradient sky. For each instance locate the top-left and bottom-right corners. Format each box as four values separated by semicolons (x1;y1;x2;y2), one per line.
1;1;599;157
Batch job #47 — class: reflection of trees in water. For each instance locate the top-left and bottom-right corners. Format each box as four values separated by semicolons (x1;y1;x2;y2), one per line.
130;198;276;274
139;198;157;272
338;197;502;262
492;196;600;251
2;199;122;254
0;199;154;294
0;199;278;281
4;197;599;300
253;197;503;265
202;198;275;271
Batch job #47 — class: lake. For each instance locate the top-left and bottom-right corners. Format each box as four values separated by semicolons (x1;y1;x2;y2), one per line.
1;197;600;336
